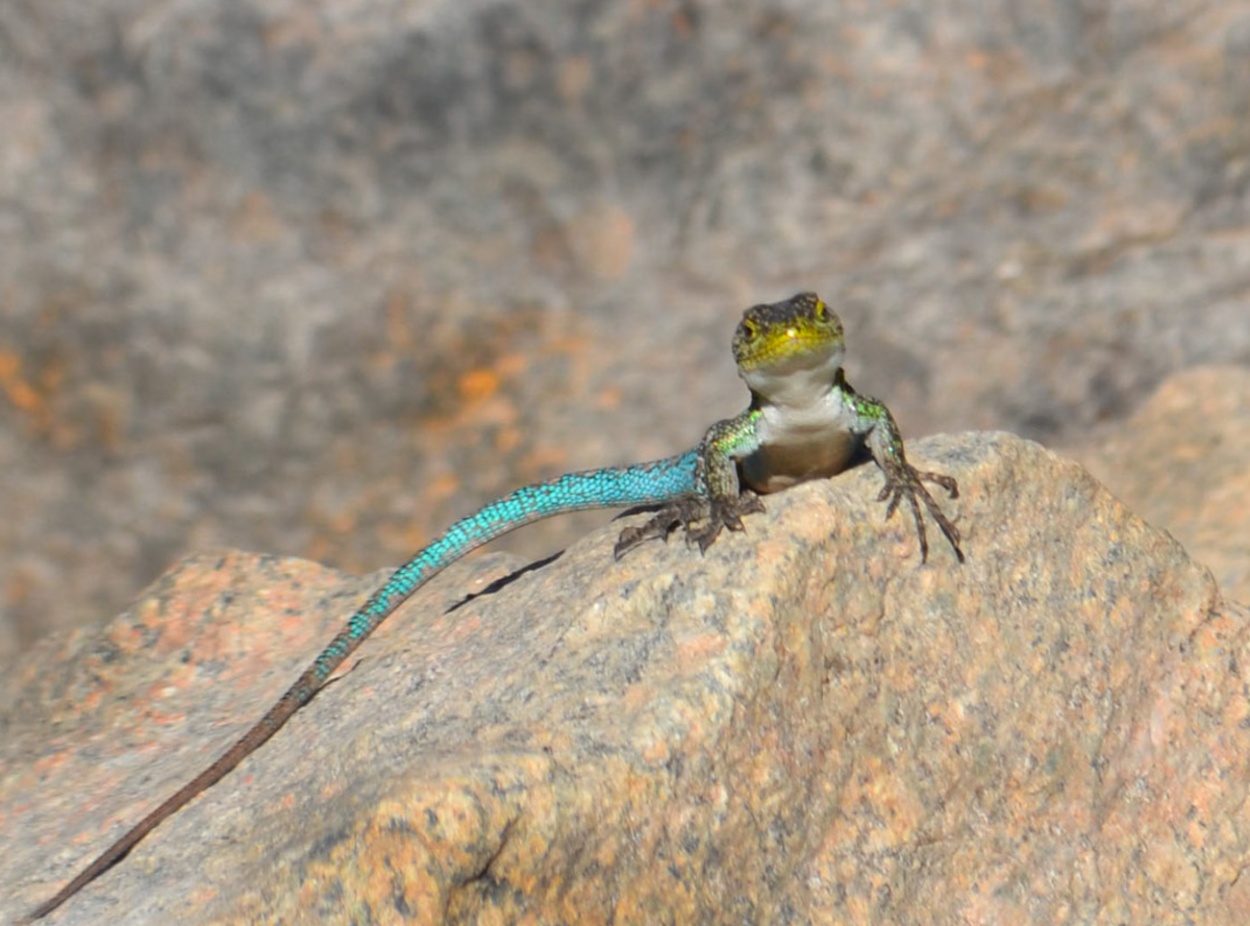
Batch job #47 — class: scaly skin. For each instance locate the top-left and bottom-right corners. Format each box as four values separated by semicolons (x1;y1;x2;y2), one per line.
616;292;963;562
23;292;961;922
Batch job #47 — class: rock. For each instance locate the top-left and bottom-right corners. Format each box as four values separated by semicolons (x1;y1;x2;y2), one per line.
4;433;1246;925
1068;365;1250;605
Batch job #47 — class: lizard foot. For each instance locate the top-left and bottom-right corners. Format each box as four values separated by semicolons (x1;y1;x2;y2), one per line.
614;496;708;560
686;491;766;552
613;492;765;559
878;467;964;563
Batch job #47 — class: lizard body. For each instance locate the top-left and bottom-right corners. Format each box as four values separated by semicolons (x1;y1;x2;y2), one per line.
23;292;961;922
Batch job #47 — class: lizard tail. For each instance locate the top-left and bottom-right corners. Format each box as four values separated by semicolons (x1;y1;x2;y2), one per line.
23;452;702;921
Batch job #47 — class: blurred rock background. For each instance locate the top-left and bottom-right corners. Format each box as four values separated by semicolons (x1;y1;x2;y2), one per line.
2;0;1249;656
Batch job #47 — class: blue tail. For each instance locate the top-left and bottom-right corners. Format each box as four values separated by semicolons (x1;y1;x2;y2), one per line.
311;451;702;684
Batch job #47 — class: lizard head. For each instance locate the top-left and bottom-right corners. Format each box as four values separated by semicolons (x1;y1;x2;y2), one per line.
732;293;846;396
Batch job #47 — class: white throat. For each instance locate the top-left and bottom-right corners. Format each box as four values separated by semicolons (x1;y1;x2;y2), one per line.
739;343;845;412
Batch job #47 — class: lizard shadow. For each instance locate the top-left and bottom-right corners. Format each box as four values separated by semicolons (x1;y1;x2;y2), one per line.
445;550;565;614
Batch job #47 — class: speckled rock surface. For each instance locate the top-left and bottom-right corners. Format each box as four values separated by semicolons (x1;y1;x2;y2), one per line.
1069;365;1250;605
4;433;1247;925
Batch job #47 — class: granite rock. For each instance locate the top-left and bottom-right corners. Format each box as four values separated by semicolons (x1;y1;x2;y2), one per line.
5;433;1247;925
1069;365;1250;606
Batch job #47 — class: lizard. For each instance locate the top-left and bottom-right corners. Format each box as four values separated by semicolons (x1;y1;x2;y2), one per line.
21;291;962;922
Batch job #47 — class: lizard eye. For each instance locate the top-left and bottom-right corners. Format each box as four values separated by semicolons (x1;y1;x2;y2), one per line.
813;298;829;321
741;318;758;340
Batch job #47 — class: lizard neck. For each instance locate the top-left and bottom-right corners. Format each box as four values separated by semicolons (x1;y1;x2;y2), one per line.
738;342;845;414
736;346;860;494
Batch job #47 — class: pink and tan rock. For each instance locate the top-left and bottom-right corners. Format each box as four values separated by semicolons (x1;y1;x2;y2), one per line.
3;434;1247;925
1070;365;1250;605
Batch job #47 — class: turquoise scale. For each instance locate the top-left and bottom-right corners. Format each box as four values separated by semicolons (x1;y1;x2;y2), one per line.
304;451;701;690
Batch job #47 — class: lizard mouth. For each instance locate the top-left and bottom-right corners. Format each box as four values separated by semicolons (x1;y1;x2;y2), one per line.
738;335;843;375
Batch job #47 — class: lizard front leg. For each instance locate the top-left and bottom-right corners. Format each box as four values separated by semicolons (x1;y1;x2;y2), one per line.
853;392;964;563
614;413;764;559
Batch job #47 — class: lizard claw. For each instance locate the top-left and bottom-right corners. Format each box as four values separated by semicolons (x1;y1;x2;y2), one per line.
614;496;708;559
878;468;964;563
685;491;765;552
613;491;765;559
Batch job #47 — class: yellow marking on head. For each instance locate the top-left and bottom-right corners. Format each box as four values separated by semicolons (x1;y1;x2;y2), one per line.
732;292;845;371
